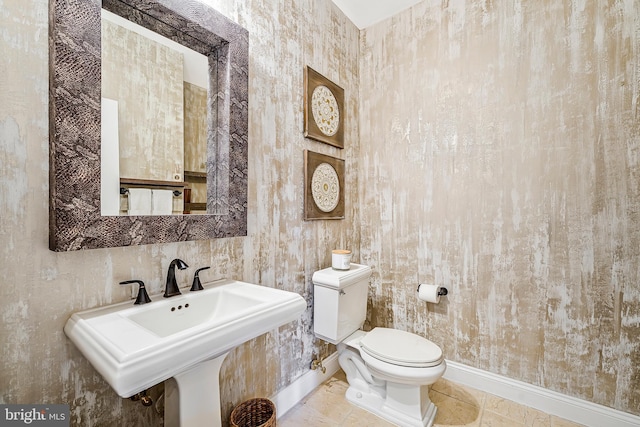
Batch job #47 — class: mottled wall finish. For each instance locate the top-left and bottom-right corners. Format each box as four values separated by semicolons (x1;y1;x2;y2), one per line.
102;18;185;182
1;1;358;427
184;82;208;209
184;82;207;174
13;0;638;423
214;0;360;419
359;0;640;416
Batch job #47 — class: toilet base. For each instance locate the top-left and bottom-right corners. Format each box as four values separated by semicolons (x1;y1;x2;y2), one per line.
337;334;443;427
344;383;437;427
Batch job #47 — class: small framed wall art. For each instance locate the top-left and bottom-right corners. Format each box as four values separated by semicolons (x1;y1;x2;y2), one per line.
304;66;345;149
304;150;345;220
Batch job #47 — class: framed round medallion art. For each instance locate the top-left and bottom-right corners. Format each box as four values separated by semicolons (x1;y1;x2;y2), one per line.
304;150;345;220
304;66;345;149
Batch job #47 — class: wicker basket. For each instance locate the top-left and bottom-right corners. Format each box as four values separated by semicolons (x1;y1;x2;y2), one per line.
230;398;276;427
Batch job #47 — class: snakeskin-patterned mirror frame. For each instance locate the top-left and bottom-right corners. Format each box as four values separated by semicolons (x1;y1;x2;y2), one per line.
49;0;248;251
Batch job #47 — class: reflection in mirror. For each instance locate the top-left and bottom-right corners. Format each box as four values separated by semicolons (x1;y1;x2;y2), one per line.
100;10;208;216
49;0;249;251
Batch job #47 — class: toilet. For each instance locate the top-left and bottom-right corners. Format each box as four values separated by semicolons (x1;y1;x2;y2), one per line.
312;263;446;427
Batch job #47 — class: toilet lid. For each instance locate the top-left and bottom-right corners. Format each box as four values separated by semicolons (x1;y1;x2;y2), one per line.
359;328;443;368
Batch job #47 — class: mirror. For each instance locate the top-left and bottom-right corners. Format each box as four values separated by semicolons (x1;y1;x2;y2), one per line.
100;9;209;216
49;0;249;251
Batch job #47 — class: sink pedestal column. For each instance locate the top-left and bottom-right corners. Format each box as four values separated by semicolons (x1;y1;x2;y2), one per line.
164;352;230;427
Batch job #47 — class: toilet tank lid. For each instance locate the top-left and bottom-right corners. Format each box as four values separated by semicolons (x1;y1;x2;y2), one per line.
312;263;372;289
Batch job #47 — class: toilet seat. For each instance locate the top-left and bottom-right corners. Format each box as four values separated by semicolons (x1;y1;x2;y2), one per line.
359;327;443;368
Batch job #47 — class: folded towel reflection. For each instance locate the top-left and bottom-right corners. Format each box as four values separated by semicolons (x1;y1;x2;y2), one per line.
128;188;152;215
152;189;174;215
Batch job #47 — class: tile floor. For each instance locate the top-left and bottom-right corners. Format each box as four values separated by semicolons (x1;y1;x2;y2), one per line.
278;370;586;427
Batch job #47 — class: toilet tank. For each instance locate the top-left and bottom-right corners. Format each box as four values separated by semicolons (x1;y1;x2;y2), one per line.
312;263;372;344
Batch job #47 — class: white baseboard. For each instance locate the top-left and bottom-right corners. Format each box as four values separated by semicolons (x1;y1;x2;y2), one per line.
272;356;640;427
271;352;340;418
444;360;640;427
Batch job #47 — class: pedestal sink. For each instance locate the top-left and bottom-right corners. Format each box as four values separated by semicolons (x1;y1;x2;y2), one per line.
64;279;306;426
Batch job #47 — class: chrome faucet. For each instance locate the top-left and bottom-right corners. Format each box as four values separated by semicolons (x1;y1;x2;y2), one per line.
164;258;188;298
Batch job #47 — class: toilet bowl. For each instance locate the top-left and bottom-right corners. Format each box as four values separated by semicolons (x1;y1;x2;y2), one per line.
312;264;446;427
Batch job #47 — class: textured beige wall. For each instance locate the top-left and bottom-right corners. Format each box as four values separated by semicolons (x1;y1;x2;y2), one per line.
102;18;185;183
1;0;358;426
184;82;207;209
3;0;639;425
183;82;207;174
359;0;640;416
216;0;360;418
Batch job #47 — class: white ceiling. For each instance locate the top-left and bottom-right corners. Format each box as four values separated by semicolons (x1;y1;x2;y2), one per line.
332;0;422;29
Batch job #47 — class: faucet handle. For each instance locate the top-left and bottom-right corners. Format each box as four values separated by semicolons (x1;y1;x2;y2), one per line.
190;267;210;292
120;280;152;305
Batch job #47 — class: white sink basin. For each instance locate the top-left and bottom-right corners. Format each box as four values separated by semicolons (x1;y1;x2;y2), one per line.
64;279;306;398
127;286;266;338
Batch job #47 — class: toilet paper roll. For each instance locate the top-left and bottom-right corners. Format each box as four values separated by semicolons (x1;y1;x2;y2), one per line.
417;284;446;303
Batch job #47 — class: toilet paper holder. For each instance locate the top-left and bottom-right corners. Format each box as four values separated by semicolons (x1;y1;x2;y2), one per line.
416;285;448;296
